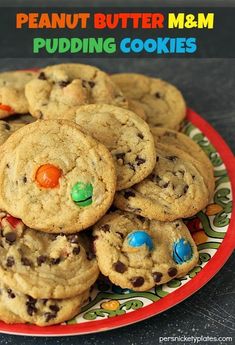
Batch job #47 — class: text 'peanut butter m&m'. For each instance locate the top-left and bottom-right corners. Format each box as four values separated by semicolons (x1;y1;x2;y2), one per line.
35;164;62;188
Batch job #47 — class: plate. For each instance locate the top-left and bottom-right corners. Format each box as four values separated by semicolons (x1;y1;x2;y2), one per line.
0;108;234;336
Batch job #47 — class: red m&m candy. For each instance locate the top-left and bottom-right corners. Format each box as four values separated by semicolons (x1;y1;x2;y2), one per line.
35;164;62;188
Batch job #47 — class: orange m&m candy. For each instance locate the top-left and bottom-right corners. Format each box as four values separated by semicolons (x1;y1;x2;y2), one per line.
0;104;13;112
35;164;62;188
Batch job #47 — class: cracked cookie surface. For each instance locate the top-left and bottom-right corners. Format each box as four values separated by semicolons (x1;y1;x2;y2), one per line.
0;213;99;298
0;70;38;119
0;120;116;232
0;280;89;326
114;143;210;221
111;73;186;129
151;127;215;199
25;64;128;120
93;211;198;291
74;104;156;190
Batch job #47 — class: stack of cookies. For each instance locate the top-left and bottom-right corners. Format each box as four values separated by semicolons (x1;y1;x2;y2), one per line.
0;64;214;326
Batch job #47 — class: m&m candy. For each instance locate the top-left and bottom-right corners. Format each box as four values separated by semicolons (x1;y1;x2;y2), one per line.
35;164;62;188
173;238;192;264
71;182;93;207
127;230;154;251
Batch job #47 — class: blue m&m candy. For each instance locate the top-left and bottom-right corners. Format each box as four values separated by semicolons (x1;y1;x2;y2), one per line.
127;231;154;251
173;238;192;264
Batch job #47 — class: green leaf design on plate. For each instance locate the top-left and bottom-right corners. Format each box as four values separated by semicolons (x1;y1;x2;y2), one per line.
198;211;225;238
214;170;229;188
197;241;220;251
120;300;143;311
188;266;202;278
83;309;125;320
199;252;211;263
155;285;169;298
167;279;182;288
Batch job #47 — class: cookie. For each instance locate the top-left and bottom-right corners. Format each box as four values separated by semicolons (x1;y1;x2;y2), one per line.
25;64;128;120
111;73;186;129
114;143;210;221
0;120;116;233
0;213;99;298
93;211;199;291
0;281;89;326
127;99;147;120
151;127;215;199
0;70;38;119
74;104;156;190
0;120;25;145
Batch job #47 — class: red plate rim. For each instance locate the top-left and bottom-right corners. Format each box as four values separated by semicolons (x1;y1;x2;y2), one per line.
0;108;234;336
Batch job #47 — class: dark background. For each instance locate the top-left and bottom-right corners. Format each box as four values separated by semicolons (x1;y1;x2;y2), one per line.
0;1;234;345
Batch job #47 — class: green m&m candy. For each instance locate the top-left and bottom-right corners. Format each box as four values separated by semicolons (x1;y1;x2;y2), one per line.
71;182;93;207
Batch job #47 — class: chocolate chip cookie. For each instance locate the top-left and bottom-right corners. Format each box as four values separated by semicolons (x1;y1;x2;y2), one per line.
111;73;186;129
0;120;116;232
0;281;89;326
114;143;210;221
74;104;156;190
25;64;128;120
151;127;215;199
93;211;199;291
0;70;38;119
0;213;99;298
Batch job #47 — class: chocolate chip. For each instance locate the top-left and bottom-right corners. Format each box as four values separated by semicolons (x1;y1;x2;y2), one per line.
7;288;15;299
178;170;185;176
192;175;195;180
68;234;79;244
168;267;177;277
100;224;110;232
113;261;127;273
4;123;11;130
116;232;124;239
5;232;16;244
49;304;60;312
50;258;60;265
27;304;37;316
166;156;178;162
153;272;163;283
136;156;146;166
44;312;56;322
88;81;95;88
137;133;144;139
6;163;10;168
127;162;136;171
41;299;48;305
130;276;145;287
151;174;161;183
58;80;70;87
115;153;125;161
21;257;32;266
156;156;159;162
124;190;135;199
136;215;145;222
38;72;46;80
6;256;15;267
73;246;81;255
23;176;27;183
162;182;169;188
175;223;180;227
183;185;189;194
155;92;161;98
37;255;47;266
